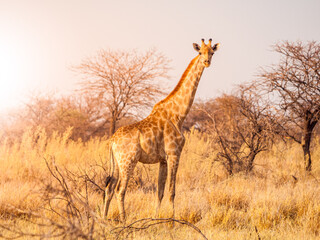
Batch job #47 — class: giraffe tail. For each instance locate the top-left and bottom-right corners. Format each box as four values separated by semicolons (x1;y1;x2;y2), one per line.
103;140;115;200
104;176;112;189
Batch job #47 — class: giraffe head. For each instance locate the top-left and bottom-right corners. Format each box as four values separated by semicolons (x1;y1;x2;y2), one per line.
193;38;220;67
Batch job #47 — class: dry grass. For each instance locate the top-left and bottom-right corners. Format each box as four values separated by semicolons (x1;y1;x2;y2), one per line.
0;127;320;239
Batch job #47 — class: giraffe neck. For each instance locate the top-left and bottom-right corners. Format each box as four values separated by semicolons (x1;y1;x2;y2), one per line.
152;55;205;129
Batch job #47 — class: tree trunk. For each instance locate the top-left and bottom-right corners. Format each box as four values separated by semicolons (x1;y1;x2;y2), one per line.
301;129;312;172
226;158;234;176
109;117;116;136
246;151;257;173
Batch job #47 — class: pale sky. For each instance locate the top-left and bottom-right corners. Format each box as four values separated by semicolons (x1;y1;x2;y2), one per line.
0;0;320;112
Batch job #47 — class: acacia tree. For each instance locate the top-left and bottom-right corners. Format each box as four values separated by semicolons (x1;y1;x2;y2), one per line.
74;48;170;136
260;41;320;171
201;86;274;175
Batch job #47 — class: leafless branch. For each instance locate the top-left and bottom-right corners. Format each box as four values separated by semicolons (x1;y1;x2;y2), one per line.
111;217;209;240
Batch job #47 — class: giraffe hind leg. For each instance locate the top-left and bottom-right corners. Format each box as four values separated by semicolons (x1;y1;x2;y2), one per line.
155;161;167;217
103;176;112;202
115;158;139;223
103;166;119;219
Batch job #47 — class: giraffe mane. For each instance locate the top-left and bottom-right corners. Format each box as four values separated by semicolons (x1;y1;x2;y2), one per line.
153;55;200;108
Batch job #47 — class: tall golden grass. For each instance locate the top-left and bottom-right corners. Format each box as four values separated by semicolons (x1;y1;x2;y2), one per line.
0;127;319;239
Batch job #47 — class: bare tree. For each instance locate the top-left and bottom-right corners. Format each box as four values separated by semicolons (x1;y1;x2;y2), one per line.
0;93;57;144
259;41;320;171
201;86;274;175
2;92;113;142
73;48;170;136
53;94;101;140
23;92;56;129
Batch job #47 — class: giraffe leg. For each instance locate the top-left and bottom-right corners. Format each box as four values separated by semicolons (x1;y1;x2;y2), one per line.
115;158;138;223
115;175;130;223
155;161;167;217
103;165;119;219
167;155;180;219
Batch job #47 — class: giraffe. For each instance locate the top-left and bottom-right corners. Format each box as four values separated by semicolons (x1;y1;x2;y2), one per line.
103;38;220;222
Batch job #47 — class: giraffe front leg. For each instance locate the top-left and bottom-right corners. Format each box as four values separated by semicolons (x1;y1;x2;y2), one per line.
167;155;180;219
155;161;167;218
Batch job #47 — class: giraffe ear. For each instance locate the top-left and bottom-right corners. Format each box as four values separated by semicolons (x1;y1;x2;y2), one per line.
212;43;220;52
193;43;200;52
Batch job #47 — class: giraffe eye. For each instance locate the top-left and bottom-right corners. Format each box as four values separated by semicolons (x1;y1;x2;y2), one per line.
199;52;202;55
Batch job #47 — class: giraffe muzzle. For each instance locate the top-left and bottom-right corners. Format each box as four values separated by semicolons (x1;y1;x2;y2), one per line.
204;60;211;67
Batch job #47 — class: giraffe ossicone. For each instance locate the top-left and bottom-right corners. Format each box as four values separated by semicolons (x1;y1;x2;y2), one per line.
103;39;220;222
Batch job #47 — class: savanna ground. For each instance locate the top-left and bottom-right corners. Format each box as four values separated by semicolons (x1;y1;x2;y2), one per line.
0;128;320;239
